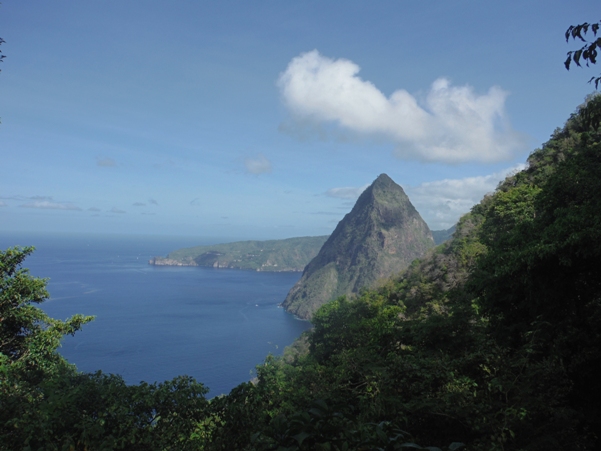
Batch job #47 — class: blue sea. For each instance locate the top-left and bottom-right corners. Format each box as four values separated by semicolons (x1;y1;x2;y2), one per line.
0;232;311;397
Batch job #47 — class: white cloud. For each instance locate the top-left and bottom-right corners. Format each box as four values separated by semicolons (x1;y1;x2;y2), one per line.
278;50;526;163
244;154;272;175
325;184;369;199
20;200;82;211
109;207;126;214
406;164;526;230
133;202;146;206
0;201;7;207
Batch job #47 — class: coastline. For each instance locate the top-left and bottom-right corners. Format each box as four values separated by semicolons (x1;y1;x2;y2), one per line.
148;256;304;272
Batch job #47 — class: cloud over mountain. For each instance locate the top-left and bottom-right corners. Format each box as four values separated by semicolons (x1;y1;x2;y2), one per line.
278;50;526;163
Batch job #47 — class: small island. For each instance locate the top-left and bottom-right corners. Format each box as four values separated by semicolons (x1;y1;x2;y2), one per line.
149;235;329;272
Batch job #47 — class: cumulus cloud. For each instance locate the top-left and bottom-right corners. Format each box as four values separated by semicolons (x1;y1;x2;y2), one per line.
406;164;526;230
244;154;272;175
133;202;146;207
20;200;82;211
109;207;126;214
97;157;117;167
325;184;369;199
278;50;526;163
88;207;101;212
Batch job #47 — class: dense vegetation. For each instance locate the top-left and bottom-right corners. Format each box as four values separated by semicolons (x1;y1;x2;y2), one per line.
152;236;329;272
2;98;601;449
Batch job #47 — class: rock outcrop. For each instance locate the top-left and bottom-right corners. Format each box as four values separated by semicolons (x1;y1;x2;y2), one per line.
282;174;434;319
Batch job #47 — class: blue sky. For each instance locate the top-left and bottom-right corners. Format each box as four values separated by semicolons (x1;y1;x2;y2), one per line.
0;1;596;240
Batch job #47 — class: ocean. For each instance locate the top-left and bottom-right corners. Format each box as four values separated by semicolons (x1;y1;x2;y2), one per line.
0;232;311;397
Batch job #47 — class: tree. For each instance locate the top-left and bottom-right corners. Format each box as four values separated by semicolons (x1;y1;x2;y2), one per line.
0;37;5;70
1;248;210;450
1;35;5;123
565;21;601;88
0;246;93;377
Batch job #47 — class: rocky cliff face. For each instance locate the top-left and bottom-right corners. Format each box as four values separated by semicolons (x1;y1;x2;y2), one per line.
282;174;434;319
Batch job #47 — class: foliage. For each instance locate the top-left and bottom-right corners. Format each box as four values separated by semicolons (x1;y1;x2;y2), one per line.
0;36;5;70
0;246;93;378
250;399;464;451
229;99;601;449
565;21;601;88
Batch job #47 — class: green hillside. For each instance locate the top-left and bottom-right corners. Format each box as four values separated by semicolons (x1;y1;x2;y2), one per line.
150;236;329;272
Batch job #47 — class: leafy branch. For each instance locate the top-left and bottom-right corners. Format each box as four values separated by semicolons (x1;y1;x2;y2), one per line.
0;37;4;70
565;21;601;88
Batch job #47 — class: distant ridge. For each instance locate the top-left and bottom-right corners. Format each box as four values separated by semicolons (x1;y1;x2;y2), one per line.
149;236;328;272
282;174;434;319
432;225;456;245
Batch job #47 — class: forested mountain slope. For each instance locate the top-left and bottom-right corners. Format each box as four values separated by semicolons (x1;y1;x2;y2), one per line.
283;174;434;319
216;97;601;450
2;98;601;450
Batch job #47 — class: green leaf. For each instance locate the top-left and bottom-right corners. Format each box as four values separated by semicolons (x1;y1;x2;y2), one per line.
293;431;310;445
574;49;583;66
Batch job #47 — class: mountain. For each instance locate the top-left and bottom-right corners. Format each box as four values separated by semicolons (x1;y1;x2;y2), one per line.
282;174;434;319
431;225;456;245
149;236;328;272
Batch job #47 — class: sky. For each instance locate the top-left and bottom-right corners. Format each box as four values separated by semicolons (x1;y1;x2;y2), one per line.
0;1;597;240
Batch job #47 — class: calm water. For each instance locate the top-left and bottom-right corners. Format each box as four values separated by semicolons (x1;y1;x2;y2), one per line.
0;232;310;397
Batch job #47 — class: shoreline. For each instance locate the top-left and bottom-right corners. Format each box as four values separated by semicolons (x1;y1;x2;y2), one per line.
148;256;304;272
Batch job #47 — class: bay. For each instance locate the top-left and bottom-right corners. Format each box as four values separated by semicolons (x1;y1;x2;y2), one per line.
0;232;311;397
